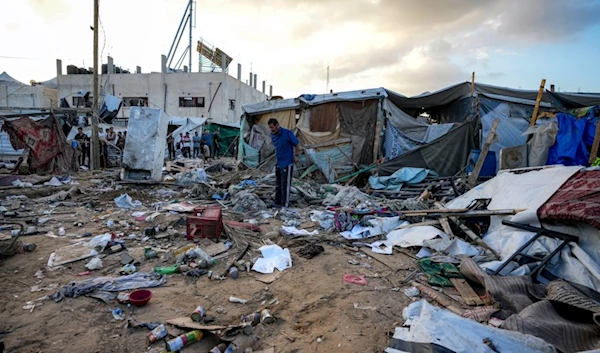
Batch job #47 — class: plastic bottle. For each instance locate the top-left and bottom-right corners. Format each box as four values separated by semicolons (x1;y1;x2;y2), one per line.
223;344;237;353
193;247;216;266
147;324;168;343
154;264;180;275
209;343;228;353
165;330;203;351
229;267;239;279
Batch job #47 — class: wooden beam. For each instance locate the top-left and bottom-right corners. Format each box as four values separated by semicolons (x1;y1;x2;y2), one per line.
373;120;382;163
470;72;475;97
467;118;499;188
303;137;351;150
589;122;600;164
530;78;546;126
450;278;484;306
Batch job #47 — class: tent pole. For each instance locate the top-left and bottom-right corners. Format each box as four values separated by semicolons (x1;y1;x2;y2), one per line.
530;79;546;126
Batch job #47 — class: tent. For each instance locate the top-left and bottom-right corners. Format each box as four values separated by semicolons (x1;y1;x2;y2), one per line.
204;121;240;157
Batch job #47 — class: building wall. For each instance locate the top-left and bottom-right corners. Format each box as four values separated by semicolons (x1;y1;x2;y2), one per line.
0;85;58;108
57;71;267;125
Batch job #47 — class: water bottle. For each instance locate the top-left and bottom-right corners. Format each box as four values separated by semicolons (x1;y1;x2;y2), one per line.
193;247;216;266
153;264;179;275
229;266;239;279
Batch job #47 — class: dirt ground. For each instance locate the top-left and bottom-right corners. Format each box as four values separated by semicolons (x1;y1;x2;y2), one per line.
0;172;417;353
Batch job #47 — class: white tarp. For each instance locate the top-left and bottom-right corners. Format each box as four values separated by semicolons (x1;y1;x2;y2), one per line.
445;166;600;292
370;226;448;254
385;300;557;353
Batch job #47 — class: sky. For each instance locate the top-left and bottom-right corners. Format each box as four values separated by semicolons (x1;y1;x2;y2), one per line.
1;0;600;97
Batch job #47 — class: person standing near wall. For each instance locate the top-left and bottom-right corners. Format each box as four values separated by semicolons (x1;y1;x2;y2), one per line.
268;118;300;208
192;131;202;158
201;130;212;158
181;132;192;158
74;127;89;167
167;134;175;160
212;129;221;158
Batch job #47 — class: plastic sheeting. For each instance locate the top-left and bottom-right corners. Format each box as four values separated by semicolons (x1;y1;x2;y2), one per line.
481;103;531;172
296;105;341;146
98;94;122;124
369;167;437;191
305;144;354;183
526;122;558;167
243;98;299;115
256;109;296;130
547;112;598;166
445;166;600;292
385;300;557;353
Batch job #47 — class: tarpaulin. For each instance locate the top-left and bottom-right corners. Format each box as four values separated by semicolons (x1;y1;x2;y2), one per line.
547;111;599;166
204;122;239;157
305;144;354;183
369;167;437;191
297;108;341;146
98;94;122;124
339;100;378;164
1;116;74;174
308;102;337;132
256;109;296;130
377;119;478;177
539;170;600;230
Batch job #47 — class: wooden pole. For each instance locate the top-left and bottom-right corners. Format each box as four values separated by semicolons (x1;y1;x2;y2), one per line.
470;72;475;97
467;118;499;188
530;79;546;126
589;123;600;164
91;0;100;170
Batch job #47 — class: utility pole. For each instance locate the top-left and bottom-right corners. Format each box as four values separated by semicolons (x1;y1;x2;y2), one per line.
91;0;100;169
188;0;193;71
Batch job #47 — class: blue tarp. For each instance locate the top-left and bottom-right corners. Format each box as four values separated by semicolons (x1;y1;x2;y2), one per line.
305;144;354;183
548;111;599;166
369;167;438;191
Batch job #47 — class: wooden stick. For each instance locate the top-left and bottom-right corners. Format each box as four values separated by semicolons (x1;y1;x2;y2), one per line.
470;72;475;97
589;121;600;164
530;79;546;126
333;141;360;170
412;281;464;315
467;118;499;188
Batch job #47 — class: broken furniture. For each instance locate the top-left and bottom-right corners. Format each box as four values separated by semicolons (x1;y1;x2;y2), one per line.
492;220;579;277
186;206;223;241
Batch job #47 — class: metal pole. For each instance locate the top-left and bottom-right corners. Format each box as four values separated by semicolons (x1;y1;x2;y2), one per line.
91;0;100;170
188;0;192;72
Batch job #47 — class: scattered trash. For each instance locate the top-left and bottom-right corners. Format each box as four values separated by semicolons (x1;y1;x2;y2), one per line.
252;245;292;274
111;308;124;320
229;296;248;304
119;264;136;275
147;324;168;343
260;309;275;324
166;330;203;351
129;289;152;307
343;274;367;286
280;226;318;236
58;227;66;236
144;247;157;259
114;194;142;209
34;270;44;279
117;292;130;303
191;306;206;322
23;243;36;252
85;257;103;270
229;266;239;279
354;302;377;310
297;244;324;259
403;287;421;297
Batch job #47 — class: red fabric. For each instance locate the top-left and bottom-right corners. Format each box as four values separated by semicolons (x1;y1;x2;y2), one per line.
2;116;73;173
538;170;600;230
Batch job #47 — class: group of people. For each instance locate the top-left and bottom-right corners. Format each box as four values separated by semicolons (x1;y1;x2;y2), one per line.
73;126;127;168
167;129;220;161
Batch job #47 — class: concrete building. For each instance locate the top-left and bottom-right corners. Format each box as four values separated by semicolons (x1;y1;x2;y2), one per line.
0;72;58;111
56;56;268;125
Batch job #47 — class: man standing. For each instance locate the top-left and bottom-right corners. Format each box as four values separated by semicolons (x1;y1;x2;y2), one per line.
201;129;212;158
192;131;202;158
167;134;175;160
74;127;89;167
181;132;192;158
268;118;299;208
212;129;221;158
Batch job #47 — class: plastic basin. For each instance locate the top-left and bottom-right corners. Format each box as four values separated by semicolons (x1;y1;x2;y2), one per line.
129;289;152;307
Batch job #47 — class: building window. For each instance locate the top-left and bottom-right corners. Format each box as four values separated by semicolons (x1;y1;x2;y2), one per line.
179;97;205;108
72;96;92;108
229;99;236;110
123;97;149;107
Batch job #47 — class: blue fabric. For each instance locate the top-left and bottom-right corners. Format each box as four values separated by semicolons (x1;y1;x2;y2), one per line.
71;140;79;149
271;127;299;169
548;112;598;166
238;180;258;188
192;136;201;148
201;133;213;146
306;144;354;183
241;141;259;167
369;167;438;191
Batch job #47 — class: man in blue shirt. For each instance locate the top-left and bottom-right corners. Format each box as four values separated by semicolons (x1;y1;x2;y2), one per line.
268;118;300;208
192;132;202;158
201;129;213;158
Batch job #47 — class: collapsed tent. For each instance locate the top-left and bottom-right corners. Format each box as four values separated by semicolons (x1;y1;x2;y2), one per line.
204;121;240;157
1;116;75;174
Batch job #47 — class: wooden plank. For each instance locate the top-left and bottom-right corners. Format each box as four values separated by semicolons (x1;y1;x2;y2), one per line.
439;217;454;238
400;208;470;215
530;78;546;126
467;118;499;188
470;72;475;97
589;121;600;164
373;120;382;163
450;278;484;306
304;137;352;150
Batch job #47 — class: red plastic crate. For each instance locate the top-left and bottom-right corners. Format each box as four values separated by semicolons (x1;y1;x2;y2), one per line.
186;206;223;240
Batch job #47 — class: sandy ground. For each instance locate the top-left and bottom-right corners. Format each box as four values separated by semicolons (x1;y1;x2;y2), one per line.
0;173;417;353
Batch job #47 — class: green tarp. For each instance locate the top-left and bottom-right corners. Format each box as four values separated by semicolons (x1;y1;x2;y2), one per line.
204;123;239;157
